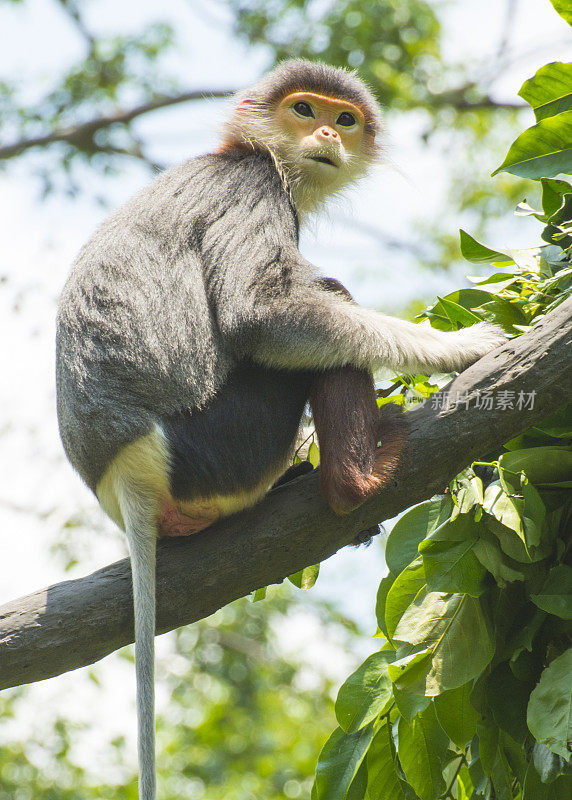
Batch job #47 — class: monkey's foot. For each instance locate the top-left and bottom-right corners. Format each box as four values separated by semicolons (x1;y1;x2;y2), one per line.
271;460;314;490
158;502;219;537
323;467;383;515
321;405;408;515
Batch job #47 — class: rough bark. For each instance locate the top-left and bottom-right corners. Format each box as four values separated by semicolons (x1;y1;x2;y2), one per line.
1;297;571;691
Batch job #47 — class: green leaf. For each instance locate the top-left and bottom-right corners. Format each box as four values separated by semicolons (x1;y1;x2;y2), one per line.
366;720;406;800
478;719;499;777
542;192;572;247
477;721;513;800
385;558;426;639
478;297;528;331
435;295;482;327
486;663;532;743
533;740;572;784
440;288;497;312
542;178;572;218
387;649;434;693
375;573;396;638
251;587;267;602
288;563;320;590
498;468;546;548
308;440;320;467
393;686;431;719
472;529;526;587
549;0;572;26
523;763;572;799
421;288;500;330
385;497;453;575
467;271;519;292
485;516;532;564
345;759;368;800
527;648;572;759
503;732;531;784
483;482;527;546
503;247;545;271
418;515;486;597
531;565;572;619
397;705;449;800
456;767;475;800
533;402;572;438
467;755;488;797
393;591;495;695
459;230;515;264
500;446;572;486
492;110;572;180
451;470;484;516
519;62;572;121
313;724;375;800
335;651;394;734
434;682;479;748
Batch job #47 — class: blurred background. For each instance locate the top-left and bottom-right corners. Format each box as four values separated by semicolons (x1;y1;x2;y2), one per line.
0;1;570;797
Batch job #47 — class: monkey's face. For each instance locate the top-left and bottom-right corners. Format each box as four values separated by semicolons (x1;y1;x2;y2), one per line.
275;91;370;189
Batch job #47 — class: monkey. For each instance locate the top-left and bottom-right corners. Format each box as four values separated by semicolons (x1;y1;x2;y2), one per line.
55;59;505;800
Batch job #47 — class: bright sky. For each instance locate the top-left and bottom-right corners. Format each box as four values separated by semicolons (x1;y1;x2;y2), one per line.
0;0;570;775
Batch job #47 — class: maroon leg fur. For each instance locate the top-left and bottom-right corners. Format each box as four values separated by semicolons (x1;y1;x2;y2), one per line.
309;366;407;514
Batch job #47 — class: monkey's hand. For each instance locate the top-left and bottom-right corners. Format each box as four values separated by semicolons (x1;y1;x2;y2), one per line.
434;321;507;372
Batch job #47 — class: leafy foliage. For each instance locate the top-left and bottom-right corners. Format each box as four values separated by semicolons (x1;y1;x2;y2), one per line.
311;47;572;800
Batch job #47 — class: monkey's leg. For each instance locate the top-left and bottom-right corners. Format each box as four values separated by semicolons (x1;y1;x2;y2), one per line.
310;366;407;514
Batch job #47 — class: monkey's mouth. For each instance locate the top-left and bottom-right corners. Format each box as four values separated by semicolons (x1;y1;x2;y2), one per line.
306;155;338;167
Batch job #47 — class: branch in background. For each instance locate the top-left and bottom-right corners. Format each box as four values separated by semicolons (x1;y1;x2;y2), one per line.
0;89;236;162
331;215;432;260
495;0;518;64
429;87;525;112
56;0;97;52
96;136;167;173
1;297;571;691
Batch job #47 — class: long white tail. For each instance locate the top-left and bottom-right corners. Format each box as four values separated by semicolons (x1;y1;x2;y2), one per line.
121;490;158;800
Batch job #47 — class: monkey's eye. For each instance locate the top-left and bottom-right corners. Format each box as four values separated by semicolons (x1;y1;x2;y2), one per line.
293;101;315;118
336;112;356;127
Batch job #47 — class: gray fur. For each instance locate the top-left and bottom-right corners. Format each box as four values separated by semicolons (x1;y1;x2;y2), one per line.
57;150;503;494
57;151;297;490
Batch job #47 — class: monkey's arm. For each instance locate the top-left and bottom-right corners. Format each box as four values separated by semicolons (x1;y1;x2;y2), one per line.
217;255;504;375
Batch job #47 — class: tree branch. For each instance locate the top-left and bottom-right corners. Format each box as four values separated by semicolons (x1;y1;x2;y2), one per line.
0;89;236;161
429;87;525;112
1;298;571;691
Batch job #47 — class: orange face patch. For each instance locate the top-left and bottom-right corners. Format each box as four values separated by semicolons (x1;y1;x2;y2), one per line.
276;91;367;156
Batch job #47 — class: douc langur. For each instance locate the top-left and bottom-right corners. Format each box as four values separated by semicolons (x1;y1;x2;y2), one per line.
56;59;505;800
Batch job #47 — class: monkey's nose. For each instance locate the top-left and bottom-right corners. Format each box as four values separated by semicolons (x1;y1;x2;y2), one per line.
316;126;339;141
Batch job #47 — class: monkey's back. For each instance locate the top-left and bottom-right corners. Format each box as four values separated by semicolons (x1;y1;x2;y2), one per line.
56;151;303;492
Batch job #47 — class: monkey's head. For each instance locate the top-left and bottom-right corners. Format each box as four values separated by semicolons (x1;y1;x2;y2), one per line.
221;60;383;212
